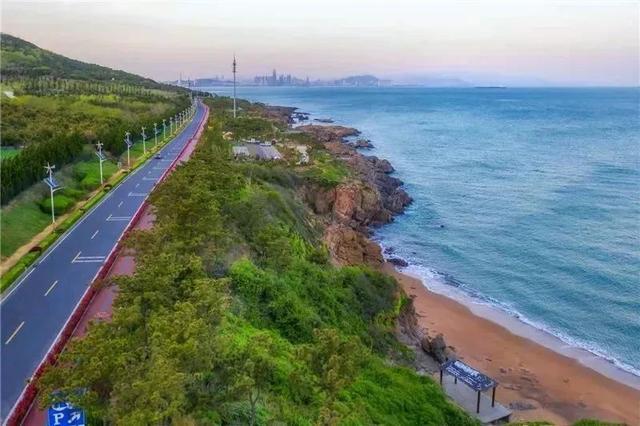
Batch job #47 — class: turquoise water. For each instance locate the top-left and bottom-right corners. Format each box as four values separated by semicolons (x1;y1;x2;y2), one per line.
207;86;640;376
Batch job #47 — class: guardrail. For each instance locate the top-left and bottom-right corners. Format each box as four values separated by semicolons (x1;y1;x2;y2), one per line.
3;103;209;426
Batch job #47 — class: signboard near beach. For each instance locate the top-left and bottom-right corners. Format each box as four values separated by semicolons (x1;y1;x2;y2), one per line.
442;360;496;391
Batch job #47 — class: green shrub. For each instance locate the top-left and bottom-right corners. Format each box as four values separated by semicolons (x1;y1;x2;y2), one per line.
39;194;74;214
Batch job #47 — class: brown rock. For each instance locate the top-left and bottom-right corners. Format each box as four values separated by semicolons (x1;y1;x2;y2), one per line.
324;224;383;267
420;333;453;364
388;257;409;267
298;124;360;143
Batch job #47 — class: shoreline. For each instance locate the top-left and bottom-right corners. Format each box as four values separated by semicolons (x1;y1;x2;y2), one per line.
395;262;640;390
290;105;640;391
226;96;640;424
384;262;640;425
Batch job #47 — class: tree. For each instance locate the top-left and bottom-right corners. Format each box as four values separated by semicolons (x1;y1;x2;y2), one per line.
301;329;364;425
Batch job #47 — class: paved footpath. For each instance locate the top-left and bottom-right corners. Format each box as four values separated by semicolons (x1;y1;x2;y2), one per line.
0;100;208;422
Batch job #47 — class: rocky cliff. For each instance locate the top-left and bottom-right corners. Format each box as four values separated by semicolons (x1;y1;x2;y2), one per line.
298;124;412;267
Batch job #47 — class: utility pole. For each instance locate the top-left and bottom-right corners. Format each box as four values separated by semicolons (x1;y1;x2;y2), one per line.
124;131;132;169
43;162;62;224
141;126;147;154
153;123;158;147
232;55;237;118
95;141;106;185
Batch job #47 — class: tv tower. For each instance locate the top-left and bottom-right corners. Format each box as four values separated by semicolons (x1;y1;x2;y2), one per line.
232;55;237;119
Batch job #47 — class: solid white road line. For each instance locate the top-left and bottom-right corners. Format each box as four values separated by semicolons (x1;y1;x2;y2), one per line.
44;280;59;297
90;230;99;240
5;321;25;345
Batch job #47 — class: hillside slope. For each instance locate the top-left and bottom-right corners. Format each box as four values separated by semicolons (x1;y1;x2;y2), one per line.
0;34;191;259
1;33;168;89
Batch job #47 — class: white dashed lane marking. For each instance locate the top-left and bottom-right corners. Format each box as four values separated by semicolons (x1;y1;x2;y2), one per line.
44;280;59;297
90;230;99;239
5;321;25;345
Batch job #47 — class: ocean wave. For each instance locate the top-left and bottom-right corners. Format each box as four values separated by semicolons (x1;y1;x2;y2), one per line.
376;238;640;379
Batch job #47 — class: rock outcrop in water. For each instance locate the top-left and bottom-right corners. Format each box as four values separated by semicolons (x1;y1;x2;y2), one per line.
300;124;412;233
288;117;450;375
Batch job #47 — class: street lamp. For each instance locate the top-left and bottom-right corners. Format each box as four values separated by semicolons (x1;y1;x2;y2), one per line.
162;119;167;141
124;131;132;169
95;141;106;185
153;123;158;147
141;126;147;155
169;117;174;134
43;162;62;224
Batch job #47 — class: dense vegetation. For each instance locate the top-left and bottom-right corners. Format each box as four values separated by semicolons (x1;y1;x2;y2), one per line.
39;99;477;425
1;33;172;89
0;34;191;205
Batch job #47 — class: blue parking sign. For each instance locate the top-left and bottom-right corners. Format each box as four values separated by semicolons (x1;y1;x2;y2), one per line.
47;402;86;426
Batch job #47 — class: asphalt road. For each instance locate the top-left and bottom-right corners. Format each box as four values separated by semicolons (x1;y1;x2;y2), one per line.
0;100;207;420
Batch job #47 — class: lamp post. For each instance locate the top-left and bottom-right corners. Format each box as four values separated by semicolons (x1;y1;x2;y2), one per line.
232;55;237;119
43;162;62;224
124;131;132;169
141;126;147;154
162;119;167;141
169;117;174;134
153;123;158;147
95;141;106;185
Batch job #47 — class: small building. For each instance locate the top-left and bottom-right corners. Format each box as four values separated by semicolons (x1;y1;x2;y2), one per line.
254;144;282;160
232;140;282;161
232;146;250;158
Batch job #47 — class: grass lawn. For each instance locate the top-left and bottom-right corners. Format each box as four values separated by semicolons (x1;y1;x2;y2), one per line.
1;158;118;260
1;200;51;258
0;146;21;160
1;123;183;262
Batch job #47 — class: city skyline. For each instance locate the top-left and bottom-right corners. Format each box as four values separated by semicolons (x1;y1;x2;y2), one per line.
2;0;638;87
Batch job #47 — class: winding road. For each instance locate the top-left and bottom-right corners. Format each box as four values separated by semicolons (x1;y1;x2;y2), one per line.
0;100;207;421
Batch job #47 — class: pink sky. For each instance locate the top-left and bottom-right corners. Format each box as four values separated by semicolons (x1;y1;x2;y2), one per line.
2;0;638;86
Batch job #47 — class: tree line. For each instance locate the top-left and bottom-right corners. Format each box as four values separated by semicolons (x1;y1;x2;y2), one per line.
1;93;190;205
1;77;162;97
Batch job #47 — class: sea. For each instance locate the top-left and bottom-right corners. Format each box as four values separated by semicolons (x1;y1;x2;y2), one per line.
205;86;640;385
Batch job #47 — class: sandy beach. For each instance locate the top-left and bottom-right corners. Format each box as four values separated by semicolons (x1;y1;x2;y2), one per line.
384;263;640;425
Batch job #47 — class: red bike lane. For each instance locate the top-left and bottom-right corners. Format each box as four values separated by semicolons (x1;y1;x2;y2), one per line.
19;105;209;426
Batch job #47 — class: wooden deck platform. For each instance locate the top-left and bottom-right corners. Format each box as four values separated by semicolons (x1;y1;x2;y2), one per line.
441;375;512;424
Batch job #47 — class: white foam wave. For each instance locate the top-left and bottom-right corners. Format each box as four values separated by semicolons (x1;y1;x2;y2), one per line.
376;239;640;379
